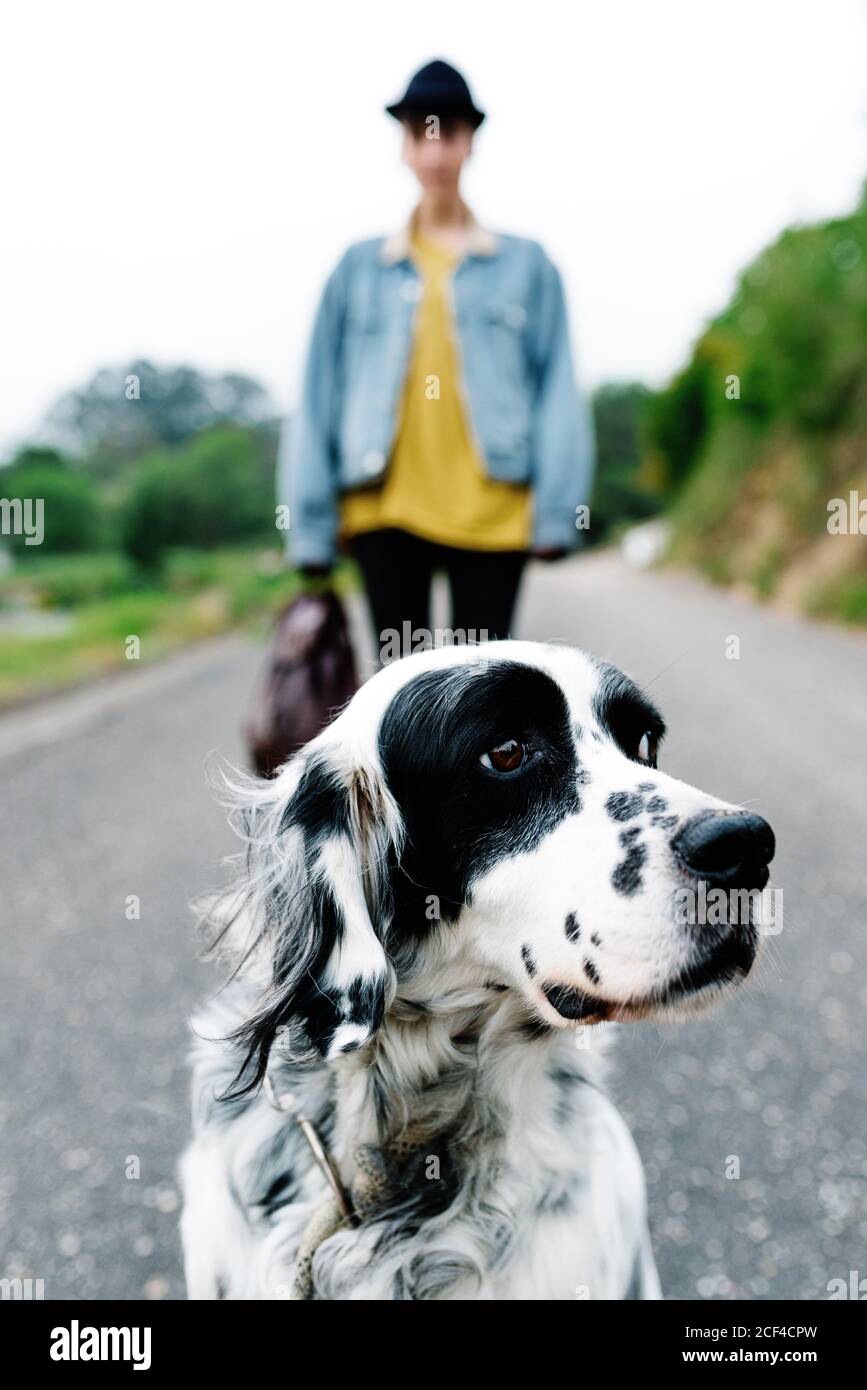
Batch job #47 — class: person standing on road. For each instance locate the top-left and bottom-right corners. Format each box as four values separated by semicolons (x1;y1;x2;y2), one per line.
281;58;595;659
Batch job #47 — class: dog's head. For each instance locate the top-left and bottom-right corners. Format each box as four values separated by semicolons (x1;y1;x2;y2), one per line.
222;641;774;1086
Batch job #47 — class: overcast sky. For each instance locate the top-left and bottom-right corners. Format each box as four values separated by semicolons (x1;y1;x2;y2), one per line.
2;0;866;457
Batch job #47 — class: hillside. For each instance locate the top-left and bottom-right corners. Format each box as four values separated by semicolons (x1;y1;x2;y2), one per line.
647;185;867;624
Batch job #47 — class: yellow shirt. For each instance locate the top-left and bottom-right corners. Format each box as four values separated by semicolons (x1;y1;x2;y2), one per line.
340;233;531;551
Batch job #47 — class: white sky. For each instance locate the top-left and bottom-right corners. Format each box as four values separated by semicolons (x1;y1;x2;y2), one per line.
2;0;866;458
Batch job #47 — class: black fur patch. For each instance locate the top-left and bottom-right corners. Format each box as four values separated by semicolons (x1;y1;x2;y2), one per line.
646;796;668;813
279;754;350;842
379;661;581;933
228;868;349;1090
619;825;642;846
583;958;601;985
521;944;537;977
612;842;648;896
226;756;389;1090
399;997;432;1015
549;1062;591;1127
605;791;645;822
590;932;602;947
593;664;666;766
564;911;581;942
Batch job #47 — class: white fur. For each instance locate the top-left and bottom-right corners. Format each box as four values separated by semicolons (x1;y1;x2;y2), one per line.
181;640;762;1301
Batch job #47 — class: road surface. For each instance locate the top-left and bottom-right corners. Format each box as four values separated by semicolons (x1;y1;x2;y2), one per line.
1;552;865;1300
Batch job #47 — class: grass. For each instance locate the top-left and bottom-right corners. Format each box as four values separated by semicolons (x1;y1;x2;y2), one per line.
803;572;867;626
0;546;354;708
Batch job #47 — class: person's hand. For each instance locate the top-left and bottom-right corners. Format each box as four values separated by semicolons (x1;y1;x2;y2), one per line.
532;547;568;562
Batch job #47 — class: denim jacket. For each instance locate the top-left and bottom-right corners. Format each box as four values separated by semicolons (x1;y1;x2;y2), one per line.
279;218;595;566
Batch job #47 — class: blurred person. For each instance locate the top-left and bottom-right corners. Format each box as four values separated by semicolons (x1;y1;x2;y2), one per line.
281;58;594;659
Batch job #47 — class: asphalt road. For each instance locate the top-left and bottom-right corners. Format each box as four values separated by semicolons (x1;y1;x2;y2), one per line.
1;552;865;1301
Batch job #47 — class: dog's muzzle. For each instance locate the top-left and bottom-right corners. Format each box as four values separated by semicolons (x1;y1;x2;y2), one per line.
662;809;776;1000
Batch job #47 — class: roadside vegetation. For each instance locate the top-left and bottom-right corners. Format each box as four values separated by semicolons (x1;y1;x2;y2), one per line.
643;182;867;624
0;368;345;707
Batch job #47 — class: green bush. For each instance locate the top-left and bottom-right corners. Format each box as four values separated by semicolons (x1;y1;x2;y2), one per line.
644;352;713;490
589;383;661;540
120;425;276;566
0;552;137;608
0;459;105;555
160;548;229;592
649;187;867;489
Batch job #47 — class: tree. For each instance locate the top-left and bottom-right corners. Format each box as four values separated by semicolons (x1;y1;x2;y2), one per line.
590;382;660;540
44;360;276;478
120;424;276;566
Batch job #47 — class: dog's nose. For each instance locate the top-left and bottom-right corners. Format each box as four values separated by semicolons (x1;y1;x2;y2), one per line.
673;811;775;888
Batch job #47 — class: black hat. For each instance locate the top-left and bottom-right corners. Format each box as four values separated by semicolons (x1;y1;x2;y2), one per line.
386;59;485;130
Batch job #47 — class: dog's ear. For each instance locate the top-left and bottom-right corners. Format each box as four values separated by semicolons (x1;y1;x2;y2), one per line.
218;731;400;1090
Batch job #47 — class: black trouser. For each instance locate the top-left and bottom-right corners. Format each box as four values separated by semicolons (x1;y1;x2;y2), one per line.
349;528;527;662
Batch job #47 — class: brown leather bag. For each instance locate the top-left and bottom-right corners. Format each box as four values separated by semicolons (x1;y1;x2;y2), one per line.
247;590;358;778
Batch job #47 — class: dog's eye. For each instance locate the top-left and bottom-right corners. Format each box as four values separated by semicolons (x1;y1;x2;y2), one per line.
480;739;527;774
637;731;659;767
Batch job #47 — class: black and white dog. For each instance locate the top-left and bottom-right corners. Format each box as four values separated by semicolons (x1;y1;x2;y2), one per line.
180;640;774;1300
